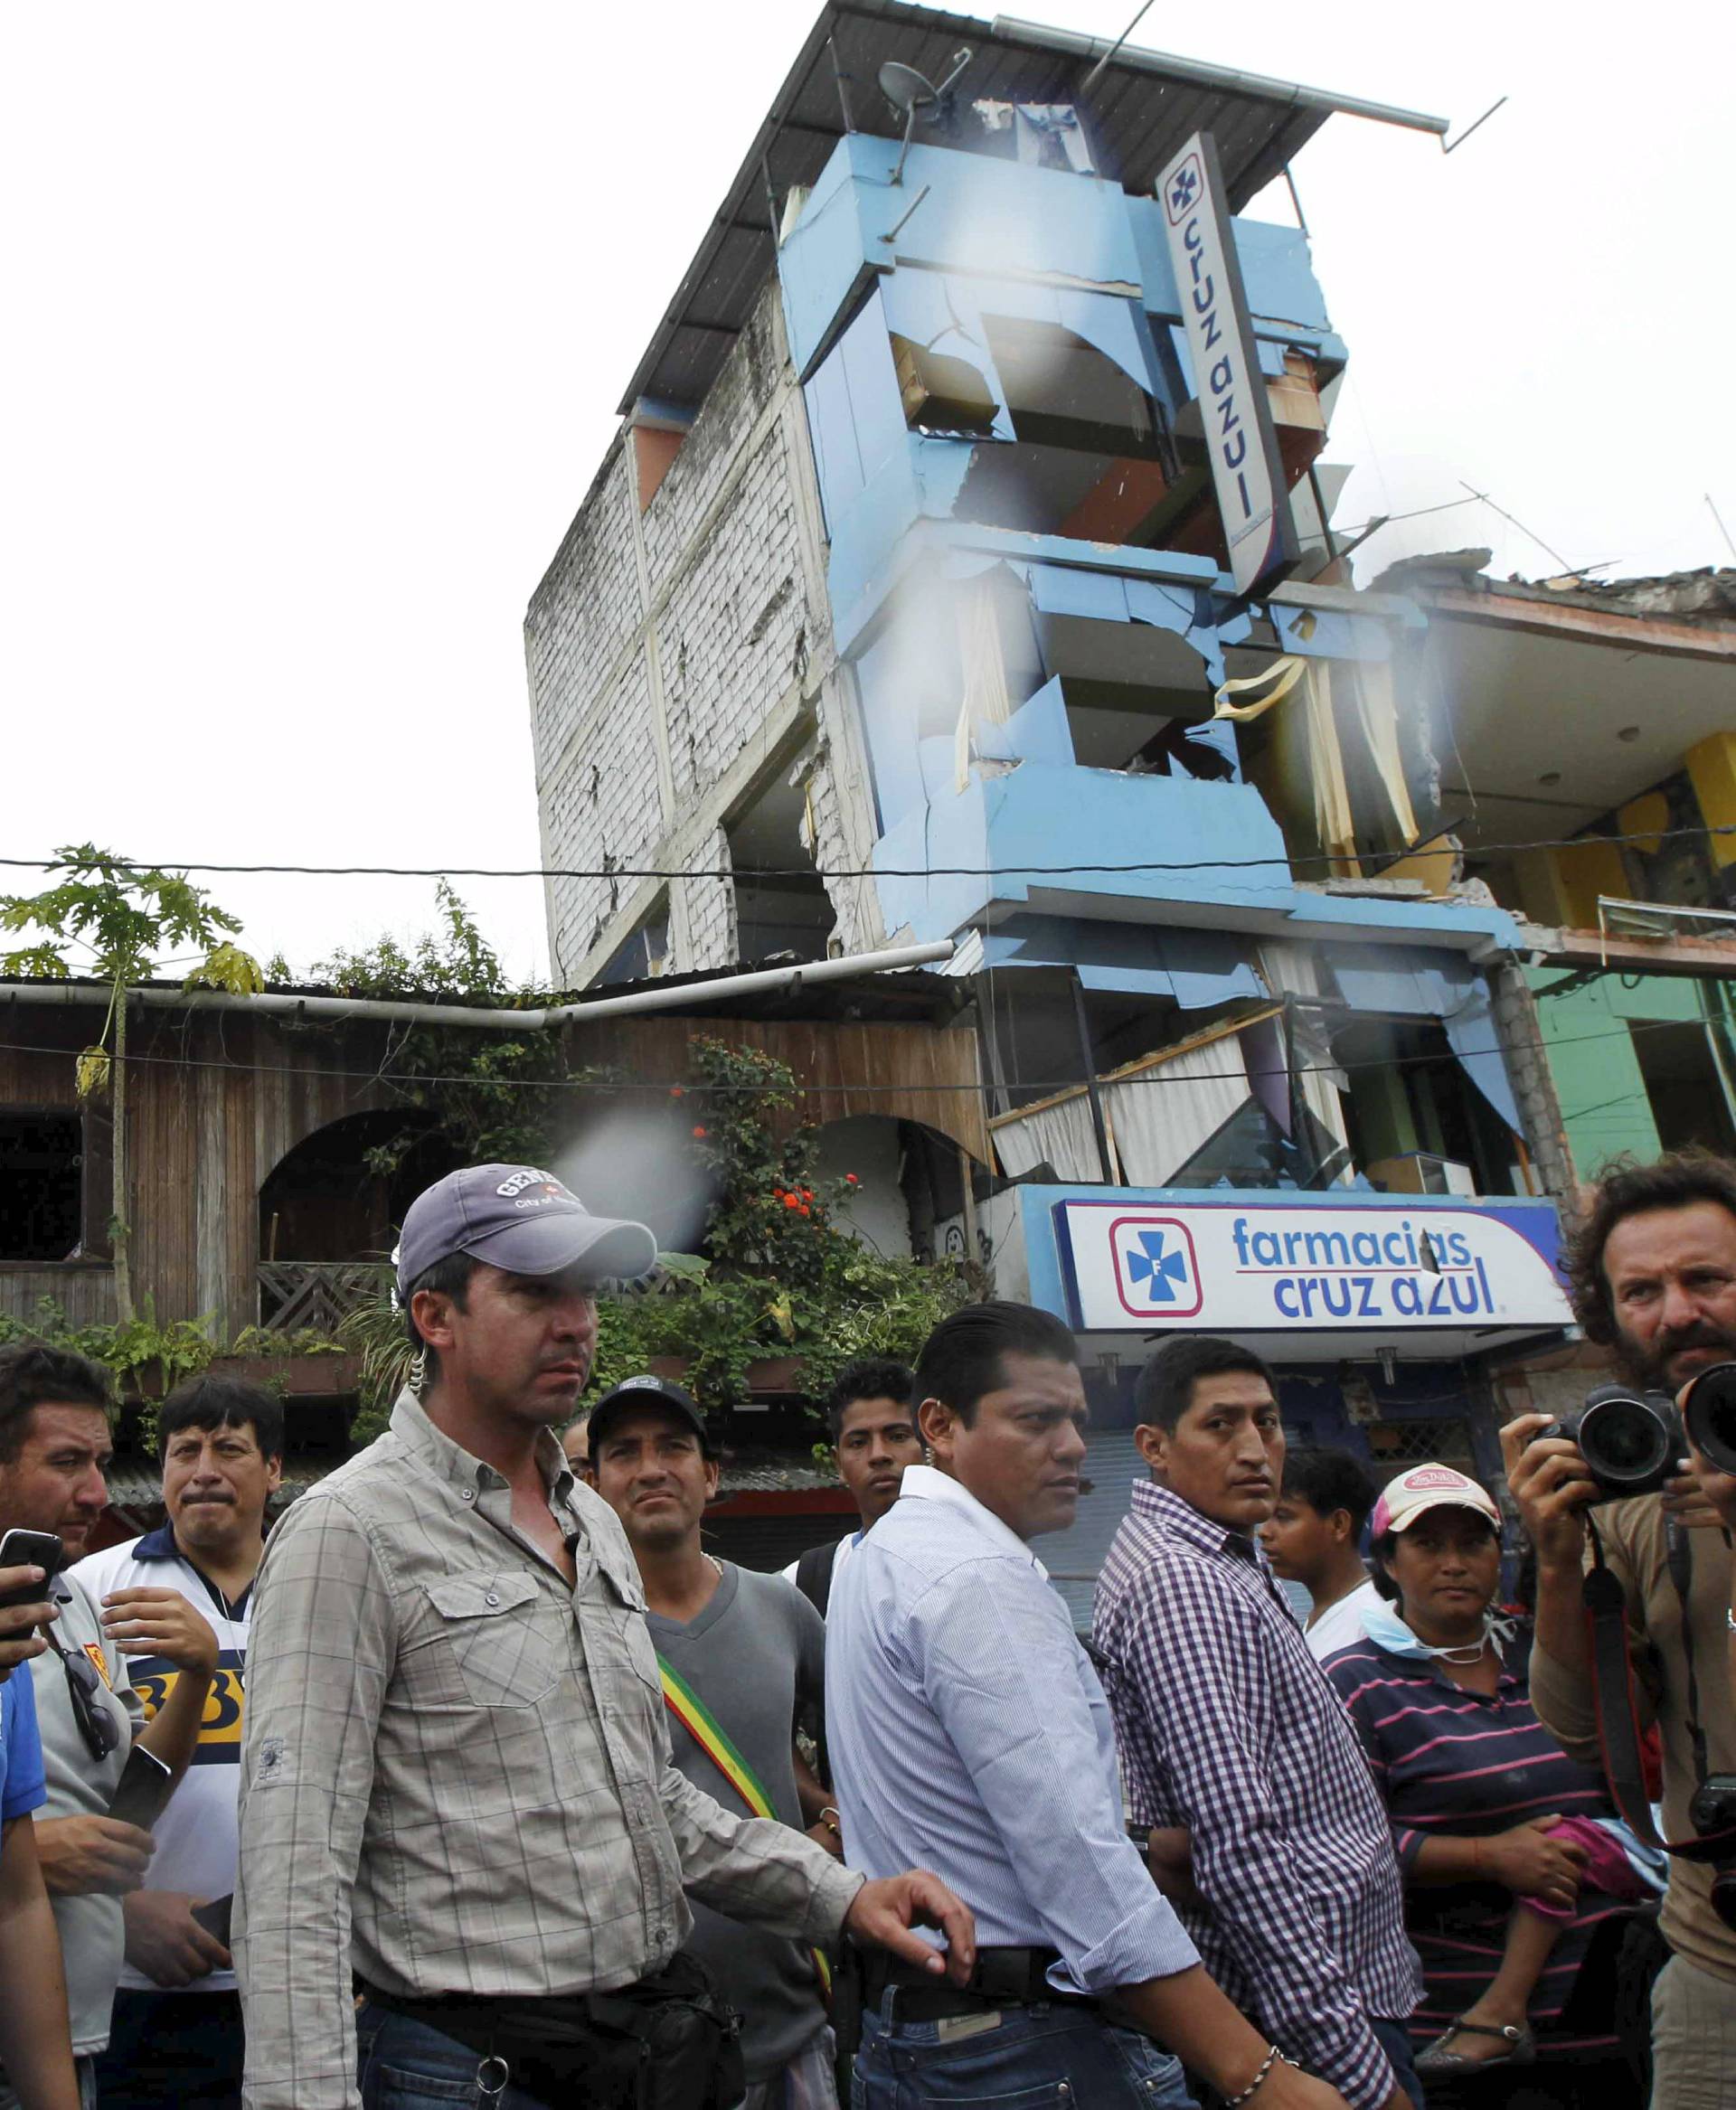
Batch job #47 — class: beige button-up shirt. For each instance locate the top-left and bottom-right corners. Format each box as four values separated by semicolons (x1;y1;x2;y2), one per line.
234;1394;861;2110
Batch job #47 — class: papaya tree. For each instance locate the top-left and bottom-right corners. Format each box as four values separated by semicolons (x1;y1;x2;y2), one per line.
0;846;261;1323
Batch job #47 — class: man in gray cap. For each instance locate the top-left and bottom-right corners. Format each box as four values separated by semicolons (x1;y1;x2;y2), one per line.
233;1164;974;2110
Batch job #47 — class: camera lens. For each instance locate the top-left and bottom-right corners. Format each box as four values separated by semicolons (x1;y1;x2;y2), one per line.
1684;1362;1736;1477
1579;1395;1673;1487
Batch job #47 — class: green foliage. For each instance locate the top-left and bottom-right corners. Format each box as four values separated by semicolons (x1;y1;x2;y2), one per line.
0;846;249;987
592;1037;970;1411
0;1300;219;1446
336;1035;971;1443
0;847;262;1326
311;882;576;1172
0;1303;354;1447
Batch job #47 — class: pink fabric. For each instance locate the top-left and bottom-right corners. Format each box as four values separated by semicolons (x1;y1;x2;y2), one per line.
1519;1816;1650;1923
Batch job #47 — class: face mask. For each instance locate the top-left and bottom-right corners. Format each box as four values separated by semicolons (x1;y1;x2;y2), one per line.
1362;1595;1515;1665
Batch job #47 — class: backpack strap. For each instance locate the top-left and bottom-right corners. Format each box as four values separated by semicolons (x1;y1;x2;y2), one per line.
794;1535;843;1620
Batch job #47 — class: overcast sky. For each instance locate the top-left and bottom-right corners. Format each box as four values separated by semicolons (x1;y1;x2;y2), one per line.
3;1;1730;986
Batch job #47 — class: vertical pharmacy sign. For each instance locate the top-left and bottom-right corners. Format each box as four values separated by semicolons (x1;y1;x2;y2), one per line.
1156;132;1299;598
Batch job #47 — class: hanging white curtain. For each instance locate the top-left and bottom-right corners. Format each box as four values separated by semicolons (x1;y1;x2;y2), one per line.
991;1092;1103;1181
1103;1035;1250;1183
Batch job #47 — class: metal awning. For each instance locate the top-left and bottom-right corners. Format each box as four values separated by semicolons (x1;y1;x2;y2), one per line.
618;0;1448;414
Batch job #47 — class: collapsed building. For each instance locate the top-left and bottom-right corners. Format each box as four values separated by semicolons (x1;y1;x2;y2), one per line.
524;2;1735;1587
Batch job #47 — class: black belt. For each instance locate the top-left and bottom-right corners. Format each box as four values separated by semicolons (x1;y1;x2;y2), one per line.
860;1945;1099;2024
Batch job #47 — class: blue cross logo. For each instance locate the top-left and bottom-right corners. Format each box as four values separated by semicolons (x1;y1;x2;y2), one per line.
1125;1228;1191;1303
1168;165;1199;215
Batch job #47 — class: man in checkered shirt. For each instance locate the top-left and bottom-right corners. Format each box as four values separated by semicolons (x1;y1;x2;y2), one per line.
1092;1336;1423;2110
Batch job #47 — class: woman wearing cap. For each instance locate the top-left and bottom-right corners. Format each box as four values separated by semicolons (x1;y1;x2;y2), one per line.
1321;1462;1661;2106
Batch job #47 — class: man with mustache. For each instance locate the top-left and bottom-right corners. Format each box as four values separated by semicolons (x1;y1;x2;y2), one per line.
1503;1151;1736;2108
231;1165;973;2110
75;1375;280;2110
1092;1335;1422;2110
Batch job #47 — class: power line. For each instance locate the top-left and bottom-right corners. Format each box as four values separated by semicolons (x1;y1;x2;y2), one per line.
0;1009;1710;1102
4;817;1736;887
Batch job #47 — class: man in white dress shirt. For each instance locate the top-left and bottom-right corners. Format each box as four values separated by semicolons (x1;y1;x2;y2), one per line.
826;1300;1354;2110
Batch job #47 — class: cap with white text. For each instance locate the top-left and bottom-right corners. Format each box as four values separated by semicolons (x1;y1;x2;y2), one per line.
1371;1462;1502;1538
395;1164;657;1295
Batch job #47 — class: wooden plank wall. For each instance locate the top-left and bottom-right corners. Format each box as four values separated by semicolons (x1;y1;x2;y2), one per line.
2;998;987;1337
563;1013;990;1163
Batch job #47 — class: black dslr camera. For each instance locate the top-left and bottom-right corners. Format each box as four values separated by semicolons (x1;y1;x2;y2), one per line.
1682;1361;1736;1477
1685;1776;1736;1934
1543;1384;1684;1498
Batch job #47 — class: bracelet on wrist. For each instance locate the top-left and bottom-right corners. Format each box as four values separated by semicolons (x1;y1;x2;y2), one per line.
818;1806;842;1837
1224;2044;1296;2107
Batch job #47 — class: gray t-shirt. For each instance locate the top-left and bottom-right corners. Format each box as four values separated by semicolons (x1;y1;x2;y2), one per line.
646;1564;828;2081
26;1576;142;2053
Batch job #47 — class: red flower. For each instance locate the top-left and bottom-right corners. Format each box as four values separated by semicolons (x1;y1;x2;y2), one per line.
844;1173;859;1186
800;1188;814;1201
798;1204;811;1217
784;1194;801;1210
692;1125;708;1139
669;1085;685;1097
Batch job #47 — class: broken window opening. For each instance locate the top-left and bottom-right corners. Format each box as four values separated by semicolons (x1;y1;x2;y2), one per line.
981;316;1170;465
596;898;672;987
726;772;836;966
1631;1019;1736;1156
1334;1017;1521;1198
0;1110;83;1262
1034;609;1230;781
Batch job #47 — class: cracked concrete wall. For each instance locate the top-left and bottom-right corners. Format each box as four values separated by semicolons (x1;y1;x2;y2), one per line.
1488;959;1579;1206
526;282;882;987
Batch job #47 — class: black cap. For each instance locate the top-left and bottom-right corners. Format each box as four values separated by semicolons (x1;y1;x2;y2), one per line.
587;1375;715;1458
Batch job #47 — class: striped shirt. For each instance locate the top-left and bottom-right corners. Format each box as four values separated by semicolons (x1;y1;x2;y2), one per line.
1092;1482;1420;2110
1324;1630;1628;2059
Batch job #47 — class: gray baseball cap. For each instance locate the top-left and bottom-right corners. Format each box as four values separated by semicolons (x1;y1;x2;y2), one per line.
588;1374;715;1457
395;1163;657;1295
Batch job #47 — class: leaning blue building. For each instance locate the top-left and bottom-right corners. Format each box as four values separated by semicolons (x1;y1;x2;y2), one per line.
526;4;1577;1578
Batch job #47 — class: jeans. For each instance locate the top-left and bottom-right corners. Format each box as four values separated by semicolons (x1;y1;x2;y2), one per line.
356;2007;550;2110
96;1990;242;2110
1371;2015;1426;2110
851;1994;1196;2107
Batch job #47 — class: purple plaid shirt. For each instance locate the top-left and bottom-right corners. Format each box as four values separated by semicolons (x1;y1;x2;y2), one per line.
1092;1482;1420;2110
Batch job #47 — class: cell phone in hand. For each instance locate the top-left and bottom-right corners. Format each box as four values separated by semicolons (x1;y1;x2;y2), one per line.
191;1894;233;1945
106;1745;175;1831
0;1530;67;1609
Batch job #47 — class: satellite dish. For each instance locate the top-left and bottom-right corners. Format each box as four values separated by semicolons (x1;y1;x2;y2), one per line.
877;45;972;184
877;61;938;117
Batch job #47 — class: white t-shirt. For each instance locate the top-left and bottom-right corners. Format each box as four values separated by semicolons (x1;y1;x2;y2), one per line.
778;1529;862;1603
1302;1575;1382;1663
71;1528;253;1994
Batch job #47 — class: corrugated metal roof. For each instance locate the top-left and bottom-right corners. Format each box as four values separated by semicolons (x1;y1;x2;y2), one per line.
618;0;1447;414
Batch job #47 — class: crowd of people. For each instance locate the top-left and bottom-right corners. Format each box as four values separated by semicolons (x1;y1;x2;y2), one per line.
0;1149;1731;2110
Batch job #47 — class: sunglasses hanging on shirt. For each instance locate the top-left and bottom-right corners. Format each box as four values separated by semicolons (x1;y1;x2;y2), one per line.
42;1628;120;1763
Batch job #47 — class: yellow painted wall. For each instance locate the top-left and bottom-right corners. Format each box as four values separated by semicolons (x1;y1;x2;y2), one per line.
1686;730;1736;871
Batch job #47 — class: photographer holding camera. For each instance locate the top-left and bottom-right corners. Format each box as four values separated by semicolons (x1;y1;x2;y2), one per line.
1502;1151;1736;2108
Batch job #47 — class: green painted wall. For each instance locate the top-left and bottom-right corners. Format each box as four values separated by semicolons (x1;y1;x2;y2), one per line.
1527;969;1723;1176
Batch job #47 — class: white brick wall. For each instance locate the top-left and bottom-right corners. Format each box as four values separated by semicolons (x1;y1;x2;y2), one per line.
526;282;880;988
